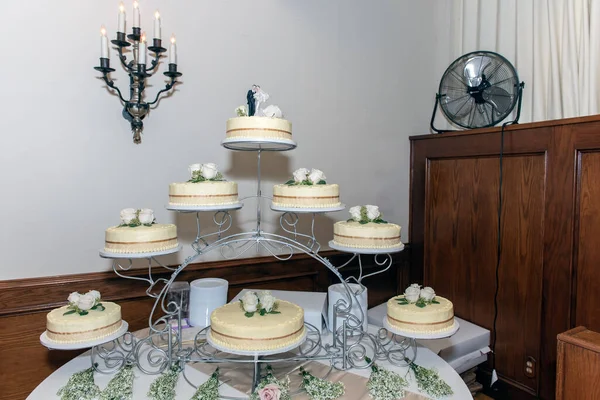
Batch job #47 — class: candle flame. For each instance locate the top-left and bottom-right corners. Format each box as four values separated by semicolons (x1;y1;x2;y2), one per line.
100;26;107;36
155;10;160;20
133;1;139;9
141;33;146;43
170;35;176;44
119;2;125;13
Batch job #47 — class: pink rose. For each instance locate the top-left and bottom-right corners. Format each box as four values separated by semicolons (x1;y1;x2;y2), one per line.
258;383;281;400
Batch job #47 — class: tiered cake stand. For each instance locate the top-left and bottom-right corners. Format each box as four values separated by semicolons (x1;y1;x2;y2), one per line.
42;134;455;395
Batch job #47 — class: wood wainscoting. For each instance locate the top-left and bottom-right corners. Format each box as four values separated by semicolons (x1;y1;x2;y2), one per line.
409;114;600;399
0;248;410;400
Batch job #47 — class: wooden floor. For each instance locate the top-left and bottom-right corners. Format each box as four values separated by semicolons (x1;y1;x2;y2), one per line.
475;394;493;400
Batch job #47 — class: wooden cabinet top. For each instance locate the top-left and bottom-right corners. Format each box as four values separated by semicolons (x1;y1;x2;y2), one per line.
410;114;600;141
558;326;600;354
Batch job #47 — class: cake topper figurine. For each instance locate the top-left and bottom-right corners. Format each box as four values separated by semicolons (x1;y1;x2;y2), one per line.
236;85;283;118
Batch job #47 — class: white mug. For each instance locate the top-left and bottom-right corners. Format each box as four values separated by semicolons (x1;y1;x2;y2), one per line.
189;278;228;327
328;283;368;333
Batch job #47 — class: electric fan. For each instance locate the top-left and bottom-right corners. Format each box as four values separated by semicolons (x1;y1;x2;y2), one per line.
430;51;525;132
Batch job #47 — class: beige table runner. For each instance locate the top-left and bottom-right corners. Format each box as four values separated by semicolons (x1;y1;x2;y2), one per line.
190;356;429;400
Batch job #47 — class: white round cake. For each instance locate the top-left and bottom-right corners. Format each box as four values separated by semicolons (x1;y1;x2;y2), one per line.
46;291;122;343
105;224;178;254
333;221;401;249
386;285;455;334
226;117;292;141
169;181;238;206
209;292;305;352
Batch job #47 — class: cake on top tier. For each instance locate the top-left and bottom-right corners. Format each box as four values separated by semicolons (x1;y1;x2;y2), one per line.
272;168;340;208
105;208;178;253
169;163;238;206
386;284;455;333
226;85;292;141
209;290;305;351
333;205;401;249
46;290;122;343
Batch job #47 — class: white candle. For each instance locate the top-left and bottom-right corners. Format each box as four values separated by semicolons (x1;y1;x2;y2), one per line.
100;26;109;58
153;11;161;39
118;2;126;33
139;34;146;65
169;35;177;64
133;1;140;28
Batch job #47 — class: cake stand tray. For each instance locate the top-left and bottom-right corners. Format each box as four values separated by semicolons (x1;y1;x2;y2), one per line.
99;245;182;259
328;241;405;254
221;137;297;151
206;327;307;357
383;317;460;339
166;203;244;212
40;321;129;350
270;204;346;214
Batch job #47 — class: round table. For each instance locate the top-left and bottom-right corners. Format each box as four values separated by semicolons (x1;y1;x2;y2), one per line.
28;325;471;399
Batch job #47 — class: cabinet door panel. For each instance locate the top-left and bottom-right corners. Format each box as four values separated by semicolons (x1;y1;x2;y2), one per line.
424;155;544;391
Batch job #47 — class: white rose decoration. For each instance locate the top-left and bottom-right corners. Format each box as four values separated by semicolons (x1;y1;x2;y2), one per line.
68;292;81;304
262;105;283;118
189;163;202;178
86;290;101;301
120;208;137;224
201;163;219;180
420;287;436;302
258;291;276;312
410;283;421;289
241;291;259;313
236;105;248;117
308;169;326;185
404;286;421;303
365;205;380;220
77;293;96;311
138;209;154;225
293;168;310;183
349;206;362;222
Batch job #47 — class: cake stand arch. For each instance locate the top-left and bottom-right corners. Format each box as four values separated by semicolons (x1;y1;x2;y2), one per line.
91;138;414;393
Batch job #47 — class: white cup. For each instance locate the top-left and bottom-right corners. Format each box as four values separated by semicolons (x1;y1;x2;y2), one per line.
328;283;368;333
189;278;228;327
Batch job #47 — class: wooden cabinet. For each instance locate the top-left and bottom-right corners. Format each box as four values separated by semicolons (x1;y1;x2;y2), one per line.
556;327;600;399
409;115;600;399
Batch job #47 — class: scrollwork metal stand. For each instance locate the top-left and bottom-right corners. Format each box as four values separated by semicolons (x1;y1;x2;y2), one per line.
95;143;413;396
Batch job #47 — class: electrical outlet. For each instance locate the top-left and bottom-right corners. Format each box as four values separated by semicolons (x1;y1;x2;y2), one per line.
524;356;536;378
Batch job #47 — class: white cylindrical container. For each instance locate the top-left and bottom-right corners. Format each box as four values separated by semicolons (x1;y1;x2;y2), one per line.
189;278;228;327
328;282;368;333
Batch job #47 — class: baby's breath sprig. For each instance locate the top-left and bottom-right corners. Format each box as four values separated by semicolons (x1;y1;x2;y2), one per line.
365;357;408;400
147;365;181;400
190;368;220;400
100;364;135;400
299;366;345;400
57;366;101;400
409;362;453;398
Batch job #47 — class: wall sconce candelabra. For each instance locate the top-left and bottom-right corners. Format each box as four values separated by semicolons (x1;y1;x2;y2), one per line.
94;2;182;144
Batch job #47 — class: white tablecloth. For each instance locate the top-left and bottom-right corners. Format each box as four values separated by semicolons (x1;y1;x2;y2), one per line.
28;325;471;399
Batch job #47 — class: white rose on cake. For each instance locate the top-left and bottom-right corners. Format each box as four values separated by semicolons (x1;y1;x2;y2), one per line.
349;206;362;222
87;290;101;301
258;291;276;312
308;169;326;185
189;163;202;177
420;287;436;302
201;163;219;180
77;293;96;311
404;285;421;303
293;168;310;183
262;105;283;118
241;291;259;313
120;208;137;224
138;209;154;225
365;205;380;220
68;292;81;304
236;105;248;117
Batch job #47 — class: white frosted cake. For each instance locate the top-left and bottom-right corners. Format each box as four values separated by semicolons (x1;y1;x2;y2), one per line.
333;205;401;248
272;168;340;208
209;291;305;351
46;291;122;343
104;209;178;254
226;117;292;141
169;163;238;206
386;284;455;333
226;85;292;141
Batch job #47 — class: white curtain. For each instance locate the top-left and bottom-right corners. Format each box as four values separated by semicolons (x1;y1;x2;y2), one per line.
438;0;600;124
